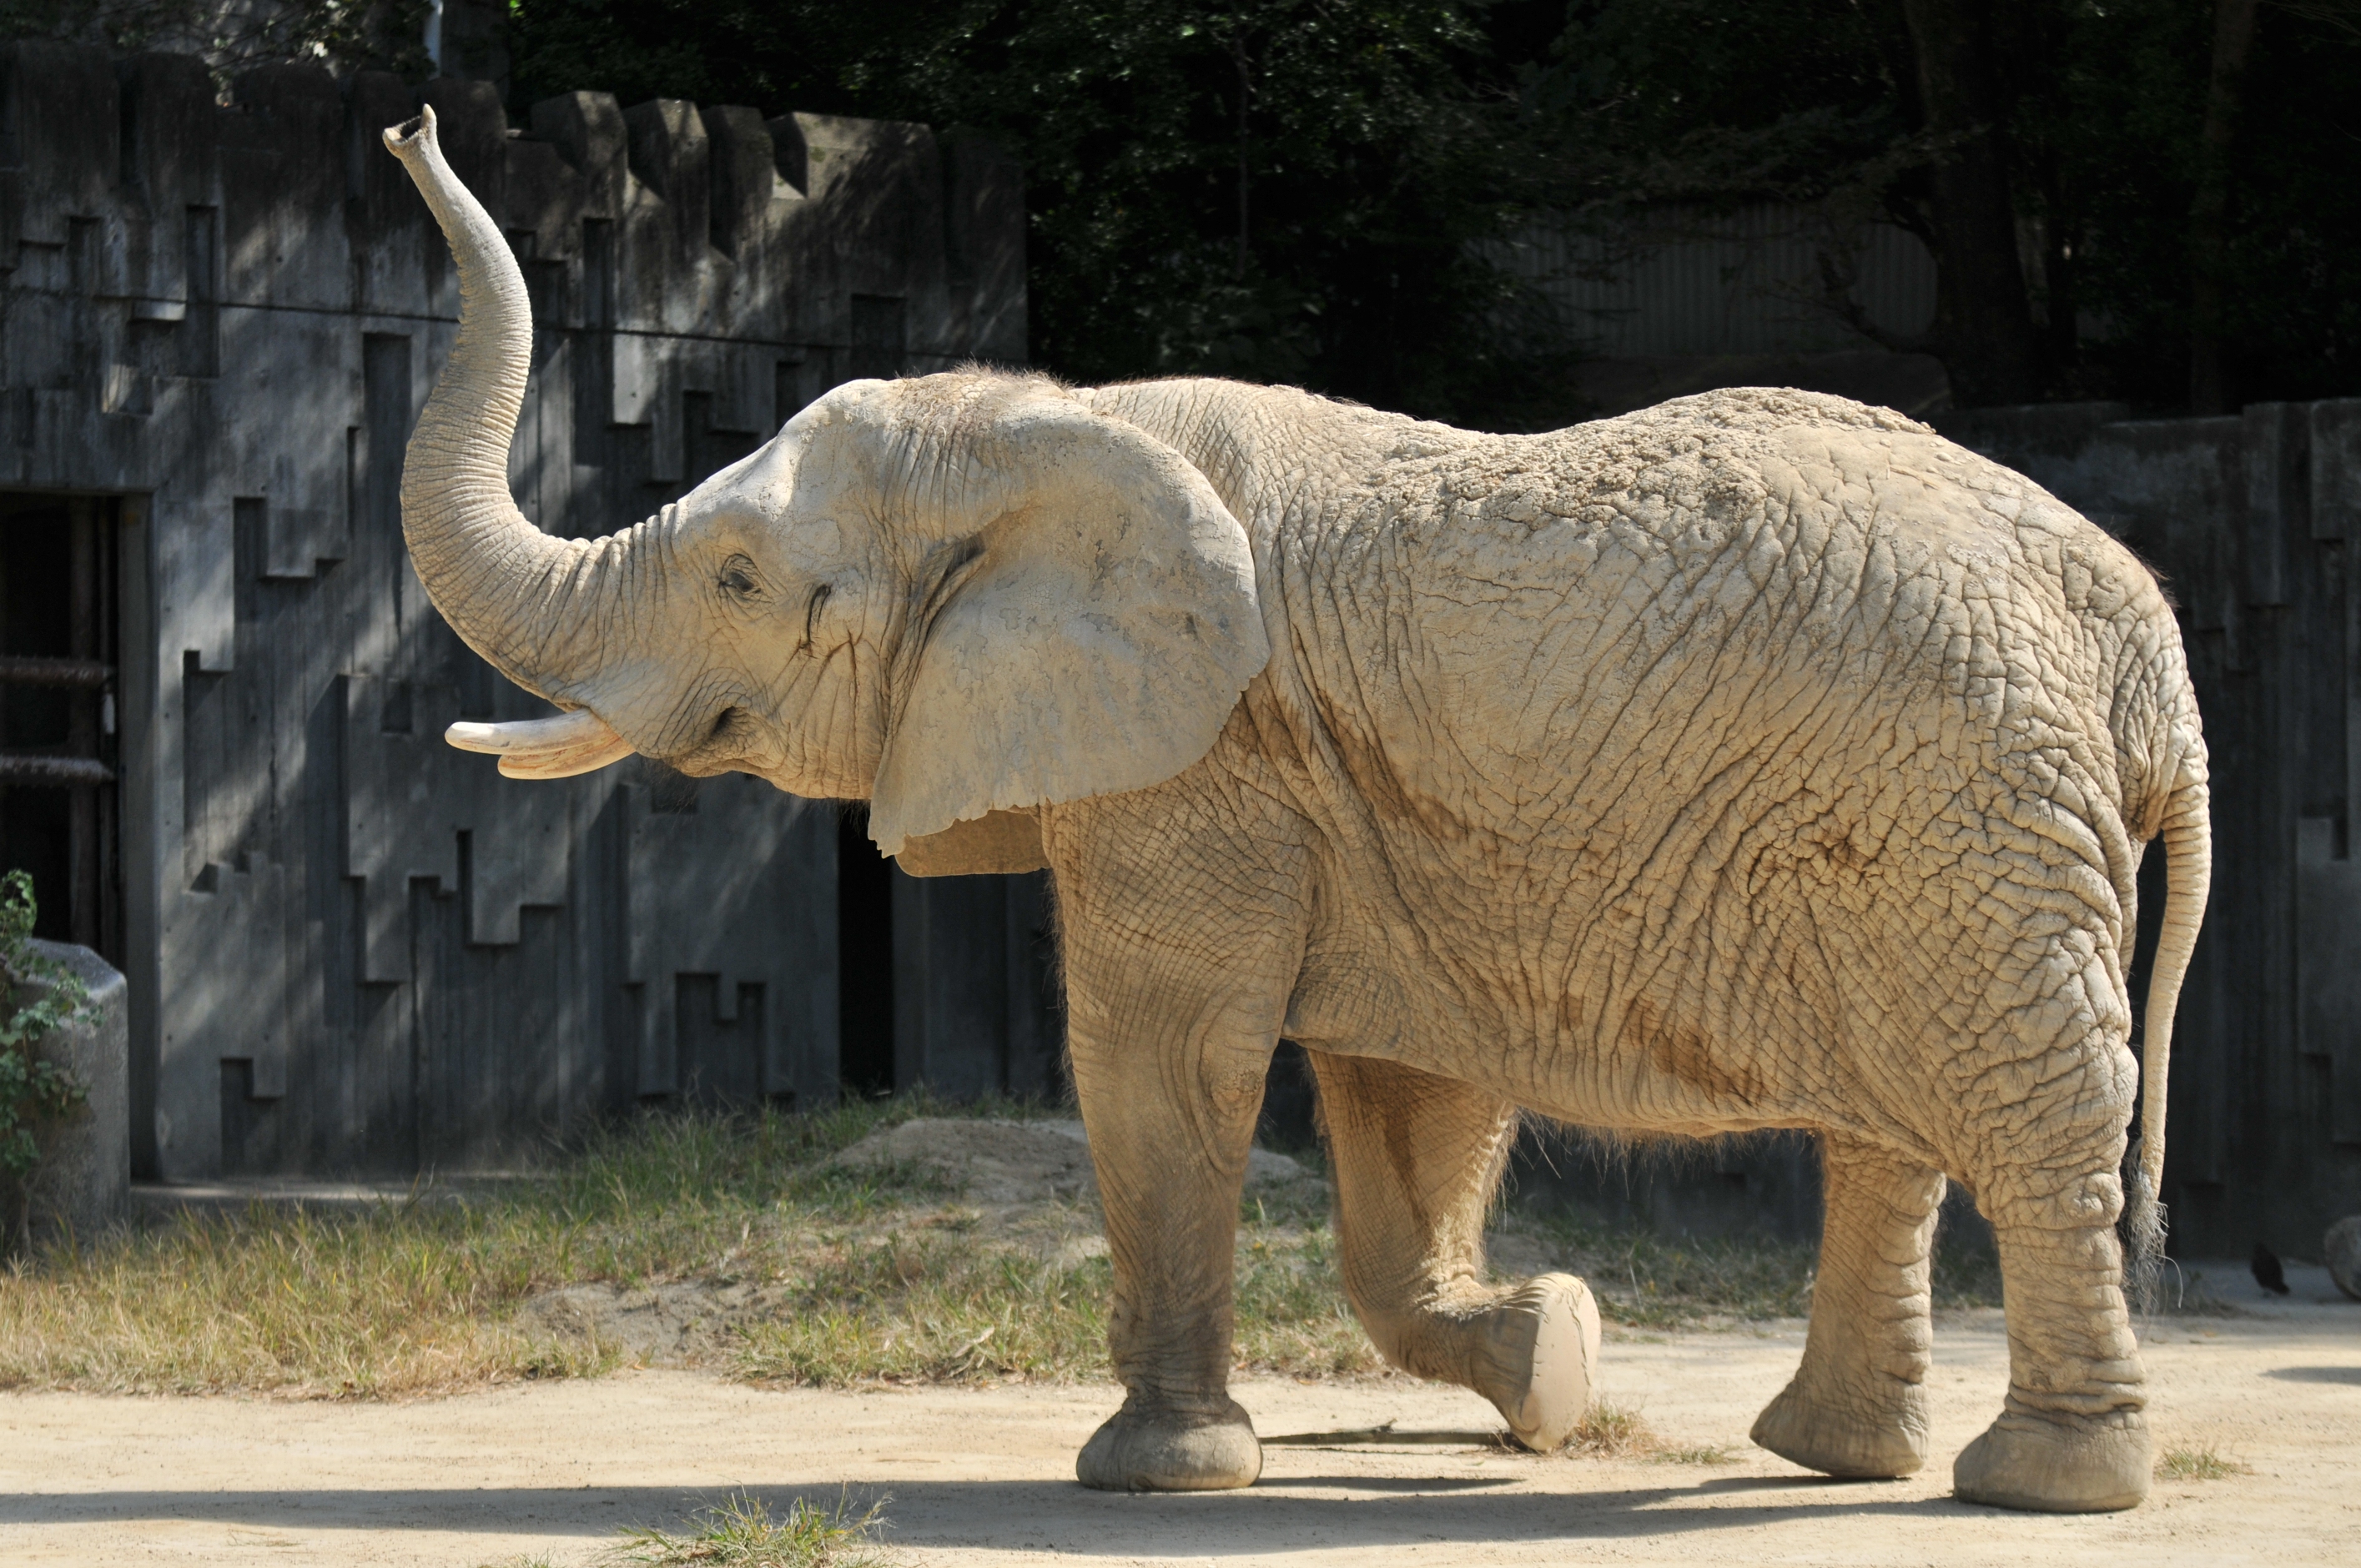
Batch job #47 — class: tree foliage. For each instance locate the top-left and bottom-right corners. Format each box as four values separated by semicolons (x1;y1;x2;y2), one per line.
0;0;429;80
4;1;2354;415
1518;0;2361;409
511;0;1580;428
508;0;2360;415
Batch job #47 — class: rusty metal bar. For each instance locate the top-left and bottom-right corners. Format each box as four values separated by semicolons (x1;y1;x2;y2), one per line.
0;655;113;688
0;753;114;787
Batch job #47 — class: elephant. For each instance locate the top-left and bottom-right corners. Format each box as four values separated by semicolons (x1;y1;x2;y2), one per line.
384;107;2210;1514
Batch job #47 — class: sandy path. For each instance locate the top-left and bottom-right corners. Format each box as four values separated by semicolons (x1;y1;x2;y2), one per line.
1;1264;2353;1567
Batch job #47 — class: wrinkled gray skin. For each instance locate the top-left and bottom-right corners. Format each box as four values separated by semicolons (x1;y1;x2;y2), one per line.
386;110;2211;1513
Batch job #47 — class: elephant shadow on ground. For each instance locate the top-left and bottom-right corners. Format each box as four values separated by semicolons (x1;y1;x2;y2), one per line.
0;1475;2011;1551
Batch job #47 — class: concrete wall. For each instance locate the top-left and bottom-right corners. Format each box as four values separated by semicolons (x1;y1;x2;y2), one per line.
0;42;1038;1179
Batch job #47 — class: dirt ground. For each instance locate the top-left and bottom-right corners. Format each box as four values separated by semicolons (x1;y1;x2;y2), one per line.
1;1263;2353;1567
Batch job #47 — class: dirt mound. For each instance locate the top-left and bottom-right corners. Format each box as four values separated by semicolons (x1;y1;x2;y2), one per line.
513;1120;1326;1367
517;1279;789;1365
827;1118;1317;1209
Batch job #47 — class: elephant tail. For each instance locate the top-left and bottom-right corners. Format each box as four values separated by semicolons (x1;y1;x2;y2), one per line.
2125;762;2212;1306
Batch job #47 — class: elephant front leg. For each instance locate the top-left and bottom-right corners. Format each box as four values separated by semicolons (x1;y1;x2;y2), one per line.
1068;1016;1270;1492
1050;795;1310;1494
1751;1136;1945;1478
1311;1051;1601;1450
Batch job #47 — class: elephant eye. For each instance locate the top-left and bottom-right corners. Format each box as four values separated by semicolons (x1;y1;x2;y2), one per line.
718;556;762;601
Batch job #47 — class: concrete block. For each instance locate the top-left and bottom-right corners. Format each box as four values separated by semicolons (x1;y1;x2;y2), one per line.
531;93;630;222
9;941;128;1249
701;106;777;260
2310;399;2361;540
2328;1214;2361;1301
624;99;711;279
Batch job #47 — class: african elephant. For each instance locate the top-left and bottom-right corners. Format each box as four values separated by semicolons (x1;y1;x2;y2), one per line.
385;108;2210;1513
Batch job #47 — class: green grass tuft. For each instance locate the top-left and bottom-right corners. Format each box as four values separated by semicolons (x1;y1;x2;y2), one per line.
2156;1445;2247;1481
602;1489;890;1566
1652;1443;1736;1465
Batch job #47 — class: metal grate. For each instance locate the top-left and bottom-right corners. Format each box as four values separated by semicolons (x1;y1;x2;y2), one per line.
0;493;123;960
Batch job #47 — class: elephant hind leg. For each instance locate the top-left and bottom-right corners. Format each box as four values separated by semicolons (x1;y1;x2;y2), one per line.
1751;1136;1944;1479
1307;1050;1600;1450
1951;1178;2151;1511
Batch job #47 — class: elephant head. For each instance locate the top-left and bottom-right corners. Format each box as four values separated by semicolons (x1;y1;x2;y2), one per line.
382;108;1270;865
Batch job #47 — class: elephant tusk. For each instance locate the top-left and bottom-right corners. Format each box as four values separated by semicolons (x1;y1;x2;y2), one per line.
445;708;634;779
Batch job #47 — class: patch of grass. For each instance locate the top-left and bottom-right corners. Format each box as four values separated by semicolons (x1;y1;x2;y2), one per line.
733;1212;1377;1386
1653;1443;1736;1465
0;1098;2003;1400
0;1093;1014;1396
1561;1401;1657;1458
602;1490;890;1566
2156;1445;2248;1481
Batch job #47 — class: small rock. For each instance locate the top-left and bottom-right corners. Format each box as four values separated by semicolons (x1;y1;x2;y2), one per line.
2326;1215;2361;1302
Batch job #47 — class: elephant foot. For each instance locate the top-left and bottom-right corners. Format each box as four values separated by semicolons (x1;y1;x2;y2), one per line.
1076;1397;1261;1492
1749;1375;1929;1479
1953;1410;2149;1513
1471;1273;1602;1451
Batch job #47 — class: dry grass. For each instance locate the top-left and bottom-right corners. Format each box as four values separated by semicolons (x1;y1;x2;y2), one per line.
2156;1445;2248;1481
0;1098;2002;1400
1560;1401;1658;1458
0;1096;1377;1397
1494;1193;2006;1331
0;1095;1009;1396
1652;1442;1737;1465
600;1489;892;1566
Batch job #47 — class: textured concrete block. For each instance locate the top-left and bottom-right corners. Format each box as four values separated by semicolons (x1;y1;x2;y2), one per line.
10;941;128;1249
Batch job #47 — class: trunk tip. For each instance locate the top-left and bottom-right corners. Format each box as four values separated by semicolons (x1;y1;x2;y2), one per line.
381;103;439;158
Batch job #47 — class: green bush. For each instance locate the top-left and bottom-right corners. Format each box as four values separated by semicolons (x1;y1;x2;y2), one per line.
0;870;91;1248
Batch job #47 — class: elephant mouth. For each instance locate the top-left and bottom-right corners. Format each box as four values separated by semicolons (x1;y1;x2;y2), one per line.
657;704;767;777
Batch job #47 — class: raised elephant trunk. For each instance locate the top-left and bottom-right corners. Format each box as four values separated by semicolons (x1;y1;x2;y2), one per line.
382;108;622;723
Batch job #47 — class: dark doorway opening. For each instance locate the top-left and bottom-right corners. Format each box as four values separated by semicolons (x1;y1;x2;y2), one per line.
0;493;123;964
837;809;895;1097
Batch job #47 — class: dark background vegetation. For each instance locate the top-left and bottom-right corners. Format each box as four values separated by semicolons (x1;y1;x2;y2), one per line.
17;0;2361;425
499;0;2361;425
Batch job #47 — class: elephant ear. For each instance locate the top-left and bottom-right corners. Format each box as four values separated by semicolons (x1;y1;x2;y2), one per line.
868;408;1269;858
894;809;1046;877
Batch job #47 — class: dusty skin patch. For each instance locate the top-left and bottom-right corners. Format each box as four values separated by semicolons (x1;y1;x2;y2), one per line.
1;1280;2354;1566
